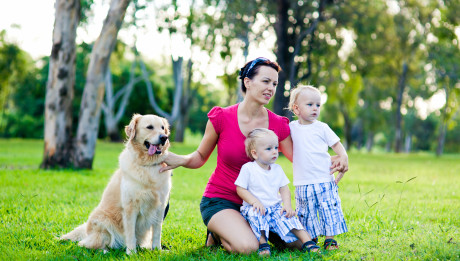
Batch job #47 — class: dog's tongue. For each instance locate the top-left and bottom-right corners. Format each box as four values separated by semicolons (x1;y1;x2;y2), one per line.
148;144;158;155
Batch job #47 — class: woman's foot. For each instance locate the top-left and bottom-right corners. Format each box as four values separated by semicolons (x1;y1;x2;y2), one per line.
205;230;221;247
258;243;271;257
324;239;339;250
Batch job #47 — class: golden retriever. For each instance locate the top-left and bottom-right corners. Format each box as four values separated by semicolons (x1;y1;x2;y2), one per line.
60;114;172;254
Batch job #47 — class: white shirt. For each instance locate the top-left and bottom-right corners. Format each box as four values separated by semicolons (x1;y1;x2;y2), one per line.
234;161;290;207
289;120;340;186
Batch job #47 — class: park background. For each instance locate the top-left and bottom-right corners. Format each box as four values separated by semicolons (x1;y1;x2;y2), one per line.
0;0;459;260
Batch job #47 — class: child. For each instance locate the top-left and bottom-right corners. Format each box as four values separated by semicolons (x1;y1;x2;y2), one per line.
288;85;349;250
234;128;319;257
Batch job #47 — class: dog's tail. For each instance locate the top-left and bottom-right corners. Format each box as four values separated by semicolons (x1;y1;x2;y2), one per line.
60;223;87;242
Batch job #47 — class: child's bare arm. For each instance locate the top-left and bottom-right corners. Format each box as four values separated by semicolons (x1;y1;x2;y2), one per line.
331;141;348;184
236;186;266;216
279;185;296;218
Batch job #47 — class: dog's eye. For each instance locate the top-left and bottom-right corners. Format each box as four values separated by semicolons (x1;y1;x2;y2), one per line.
147;125;154;130
161;126;164;130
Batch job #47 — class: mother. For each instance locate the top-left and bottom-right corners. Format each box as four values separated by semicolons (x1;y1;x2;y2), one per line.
160;57;348;254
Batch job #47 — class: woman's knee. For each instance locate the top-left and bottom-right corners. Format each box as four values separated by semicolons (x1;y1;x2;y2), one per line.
224;237;259;254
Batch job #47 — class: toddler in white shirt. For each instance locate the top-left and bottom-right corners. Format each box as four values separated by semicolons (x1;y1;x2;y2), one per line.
288;85;349;250
235;128;319;256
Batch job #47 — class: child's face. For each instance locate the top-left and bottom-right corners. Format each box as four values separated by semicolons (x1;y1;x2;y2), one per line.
293;90;321;125
251;135;279;167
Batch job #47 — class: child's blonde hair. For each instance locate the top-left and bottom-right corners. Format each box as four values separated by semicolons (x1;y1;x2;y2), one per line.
288;85;322;113
245;128;278;160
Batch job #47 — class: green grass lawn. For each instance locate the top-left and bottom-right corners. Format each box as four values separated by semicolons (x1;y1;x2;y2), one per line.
1;138;459;260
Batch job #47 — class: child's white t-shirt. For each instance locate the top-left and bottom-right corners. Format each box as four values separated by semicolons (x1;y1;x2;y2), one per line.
289;120;340;186
235;161;290;208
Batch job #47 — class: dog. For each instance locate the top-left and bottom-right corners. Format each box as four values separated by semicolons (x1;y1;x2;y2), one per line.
60;114;172;254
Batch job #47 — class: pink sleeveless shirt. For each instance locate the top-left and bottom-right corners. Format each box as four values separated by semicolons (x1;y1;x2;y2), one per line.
204;104;290;204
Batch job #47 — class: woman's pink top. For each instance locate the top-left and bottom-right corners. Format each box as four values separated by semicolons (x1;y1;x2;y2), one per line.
204;103;290;204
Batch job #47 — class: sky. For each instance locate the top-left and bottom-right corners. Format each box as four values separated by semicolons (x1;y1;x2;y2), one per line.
0;0;182;60
0;0;56;59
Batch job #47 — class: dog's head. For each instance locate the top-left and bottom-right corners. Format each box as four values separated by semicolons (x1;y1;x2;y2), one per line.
125;114;170;157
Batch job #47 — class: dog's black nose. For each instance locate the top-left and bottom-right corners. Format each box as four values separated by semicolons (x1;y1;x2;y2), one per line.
159;134;168;145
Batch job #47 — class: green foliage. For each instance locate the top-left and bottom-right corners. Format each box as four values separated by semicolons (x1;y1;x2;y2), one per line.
1;139;459;260
0;31;40;137
2;0;460;155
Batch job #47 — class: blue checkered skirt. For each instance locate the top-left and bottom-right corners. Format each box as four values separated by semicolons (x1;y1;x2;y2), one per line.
240;203;305;243
295;181;348;239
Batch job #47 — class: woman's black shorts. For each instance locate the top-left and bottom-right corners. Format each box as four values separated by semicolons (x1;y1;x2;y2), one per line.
200;196;241;226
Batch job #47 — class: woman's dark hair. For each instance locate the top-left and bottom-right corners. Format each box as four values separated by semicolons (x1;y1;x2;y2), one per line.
238;57;281;93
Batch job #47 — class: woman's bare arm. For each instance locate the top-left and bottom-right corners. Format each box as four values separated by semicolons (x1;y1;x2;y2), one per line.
279;135;293;162
160;120;218;172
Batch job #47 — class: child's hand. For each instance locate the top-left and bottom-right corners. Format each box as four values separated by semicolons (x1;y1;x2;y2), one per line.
252;201;266;216
281;205;296;218
335;172;345;184
330;155;349;175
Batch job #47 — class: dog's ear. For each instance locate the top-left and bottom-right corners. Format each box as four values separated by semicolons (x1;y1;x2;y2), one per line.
125;114;142;141
162;117;170;136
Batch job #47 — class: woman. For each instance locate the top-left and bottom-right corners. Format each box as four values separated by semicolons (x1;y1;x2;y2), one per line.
160;57;348;254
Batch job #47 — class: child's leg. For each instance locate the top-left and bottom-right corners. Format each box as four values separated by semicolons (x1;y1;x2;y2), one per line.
290;229;320;253
259;231;268;244
258;232;271;256
295;185;321;239
316;182;347;250
290;228;311;243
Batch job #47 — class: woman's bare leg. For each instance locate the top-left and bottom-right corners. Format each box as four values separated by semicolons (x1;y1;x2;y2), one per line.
207;209;259;254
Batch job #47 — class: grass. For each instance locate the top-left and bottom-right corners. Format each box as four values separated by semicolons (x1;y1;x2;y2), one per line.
0;138;459;260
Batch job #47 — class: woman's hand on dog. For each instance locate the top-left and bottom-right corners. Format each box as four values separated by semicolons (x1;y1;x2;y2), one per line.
160;152;187;172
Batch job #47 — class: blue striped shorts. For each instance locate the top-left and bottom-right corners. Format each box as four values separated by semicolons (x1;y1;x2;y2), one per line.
240;203;305;243
295;181;348;238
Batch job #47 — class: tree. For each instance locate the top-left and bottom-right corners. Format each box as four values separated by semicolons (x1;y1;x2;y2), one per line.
41;0;80;169
73;0;131;168
271;0;338;118
428;0;460;156
101;57;141;141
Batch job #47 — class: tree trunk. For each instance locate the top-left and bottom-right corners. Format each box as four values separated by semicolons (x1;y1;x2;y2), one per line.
102;68;120;141
342;108;352;151
366;131;374;152
102;58;139;142
174;59;192;142
41;0;80;169
394;62;408;153
273;0;290;117
73;0;130;169
436;85;449;157
404;133;411;153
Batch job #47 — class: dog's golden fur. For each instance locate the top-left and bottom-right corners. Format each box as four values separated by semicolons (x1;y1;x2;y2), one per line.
60;114;172;254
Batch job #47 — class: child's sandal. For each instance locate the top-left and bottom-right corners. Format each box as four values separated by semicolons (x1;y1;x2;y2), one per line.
258;243;271;257
323;239;339;250
302;240;320;253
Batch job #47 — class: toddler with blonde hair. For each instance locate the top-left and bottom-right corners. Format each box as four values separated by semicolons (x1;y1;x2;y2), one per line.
288;85;349;250
235;128;319;256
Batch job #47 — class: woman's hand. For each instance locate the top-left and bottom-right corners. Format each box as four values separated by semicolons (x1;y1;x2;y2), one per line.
160;152;188;172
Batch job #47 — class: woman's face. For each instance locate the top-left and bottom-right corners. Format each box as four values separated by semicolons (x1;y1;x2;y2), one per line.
244;66;279;105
